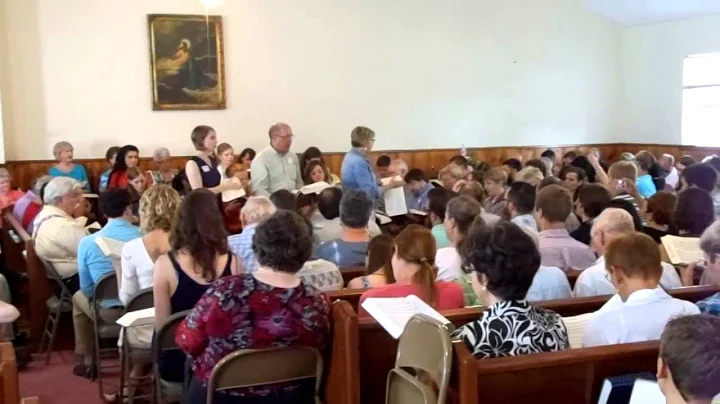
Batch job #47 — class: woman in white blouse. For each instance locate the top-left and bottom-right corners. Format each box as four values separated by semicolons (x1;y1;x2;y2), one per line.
436;195;482;281
119;185;181;305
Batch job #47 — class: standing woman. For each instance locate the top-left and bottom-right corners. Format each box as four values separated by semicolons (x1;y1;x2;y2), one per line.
49;141;90;192
185;126;240;194
108;145;140;189
341;126;402;204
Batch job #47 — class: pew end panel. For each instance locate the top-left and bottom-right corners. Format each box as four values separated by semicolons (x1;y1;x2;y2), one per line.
326;300;360;404
326;289;365;314
23;240;53;350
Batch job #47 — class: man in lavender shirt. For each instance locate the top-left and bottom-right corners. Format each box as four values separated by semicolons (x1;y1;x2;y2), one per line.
535;184;596;271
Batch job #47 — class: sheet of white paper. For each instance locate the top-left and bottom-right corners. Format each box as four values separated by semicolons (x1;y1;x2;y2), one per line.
95;237;126;259
116;307;155;328
661;235;703;265
408;209;428;216
221;188;246;202
384;187;407;217
298;181;332;195
629;379;665;404
85;222;102;231
376;212;392;225
361;295;450;339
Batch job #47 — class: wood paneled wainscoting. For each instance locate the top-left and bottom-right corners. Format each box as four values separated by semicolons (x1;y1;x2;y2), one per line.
3;143;719;191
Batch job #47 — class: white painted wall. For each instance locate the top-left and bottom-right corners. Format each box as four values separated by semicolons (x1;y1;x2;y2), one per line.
1;0;621;160
619;14;720;144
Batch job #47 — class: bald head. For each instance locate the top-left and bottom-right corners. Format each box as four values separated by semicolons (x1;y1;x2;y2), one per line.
389;159;409;178
268;122;293;154
591;208;635;255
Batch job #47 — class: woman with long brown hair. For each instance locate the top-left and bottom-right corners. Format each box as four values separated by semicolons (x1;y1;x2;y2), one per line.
152;189;239;384
357;225;464;317
347;234;395;289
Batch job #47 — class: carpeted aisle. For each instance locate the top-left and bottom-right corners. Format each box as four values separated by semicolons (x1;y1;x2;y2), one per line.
19;351;120;404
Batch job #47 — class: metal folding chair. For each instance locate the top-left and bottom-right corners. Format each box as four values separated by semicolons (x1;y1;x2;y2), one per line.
37;259;73;365
152;310;189;404
92;272;122;400
119;288;153;404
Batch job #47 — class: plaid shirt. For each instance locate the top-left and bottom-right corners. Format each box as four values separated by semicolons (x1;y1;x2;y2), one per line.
227;224;259;273
697;292;720;316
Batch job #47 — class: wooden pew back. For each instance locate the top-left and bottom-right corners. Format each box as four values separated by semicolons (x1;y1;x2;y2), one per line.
453;340;659;404
23;240;53;350
325;300;360;404
355;285;718;404
0;342;19;404
2;209;28;275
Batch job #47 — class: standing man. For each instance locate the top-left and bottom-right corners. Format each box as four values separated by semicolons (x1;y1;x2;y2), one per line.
250;122;304;196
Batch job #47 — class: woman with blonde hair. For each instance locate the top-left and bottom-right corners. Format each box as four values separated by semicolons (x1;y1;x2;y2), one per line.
48;141;90;192
358;225;464;317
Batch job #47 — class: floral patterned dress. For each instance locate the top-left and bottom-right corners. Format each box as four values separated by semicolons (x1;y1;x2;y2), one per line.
175;274;331;397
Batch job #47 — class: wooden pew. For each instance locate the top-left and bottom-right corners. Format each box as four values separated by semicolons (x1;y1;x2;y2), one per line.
452;340;659;404
326;289;365;313
0;342;19;404
21;398;41;404
1;208;27;276
352;285;717;404
340;267;367;287
325;300;360;404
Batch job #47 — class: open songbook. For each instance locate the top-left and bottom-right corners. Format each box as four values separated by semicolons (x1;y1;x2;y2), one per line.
375;212;392;225
361;295;450;339
661;235;704;265
296;181;333;195
75;216;102;231
116;307;155;328
561;312;594;349
380;176;407;217
95;237;127;259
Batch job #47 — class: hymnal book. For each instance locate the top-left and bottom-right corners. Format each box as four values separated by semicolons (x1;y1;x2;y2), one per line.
629;379;665;404
598;372;656;404
82;193;99;199
298;181;332;195
116;307;155;328
381;176;407;217
360;295;450;339
408;209;428;216
95;237;127;259
661;235;703;265
561;312;594;349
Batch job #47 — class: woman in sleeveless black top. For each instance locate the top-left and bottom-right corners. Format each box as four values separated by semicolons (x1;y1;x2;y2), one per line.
152;189;238;383
185;125;242;193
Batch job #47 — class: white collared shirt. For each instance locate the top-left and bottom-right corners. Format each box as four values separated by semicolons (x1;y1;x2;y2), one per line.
511;214;539;233
665;167;679;189
250;146;304;196
526;266;572;302
573;256;683;297
582;287;699;347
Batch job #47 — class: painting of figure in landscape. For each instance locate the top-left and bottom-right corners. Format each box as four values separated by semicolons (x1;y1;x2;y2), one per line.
148;14;226;110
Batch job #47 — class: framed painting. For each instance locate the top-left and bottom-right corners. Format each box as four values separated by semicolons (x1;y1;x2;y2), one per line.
148;14;226;110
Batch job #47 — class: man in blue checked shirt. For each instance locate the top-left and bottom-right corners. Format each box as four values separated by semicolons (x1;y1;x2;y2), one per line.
227;196;277;273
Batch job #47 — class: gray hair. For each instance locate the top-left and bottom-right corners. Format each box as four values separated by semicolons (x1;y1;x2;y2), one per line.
31;175;53;196
661;153;675;165
390;160;409;177
591;208;634;237
340;189;373;229
52;141;73;160
43;177;82;205
241;196;277;225
152;147;170;162
0;168;10;181
516;167;544;188
700;220;720;259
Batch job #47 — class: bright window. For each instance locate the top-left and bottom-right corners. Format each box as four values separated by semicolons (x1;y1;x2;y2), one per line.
682;53;720;146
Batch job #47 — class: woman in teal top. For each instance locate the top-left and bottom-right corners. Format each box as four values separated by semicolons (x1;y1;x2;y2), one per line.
48;141;90;192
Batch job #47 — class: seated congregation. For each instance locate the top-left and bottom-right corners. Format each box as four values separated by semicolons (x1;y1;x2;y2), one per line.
2;123;720;404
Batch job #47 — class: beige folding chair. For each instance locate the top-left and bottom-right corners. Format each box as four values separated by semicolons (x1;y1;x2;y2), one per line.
152;310;189;404
391;314;453;404
206;346;323;404
386;368;436;404
119;288;153;404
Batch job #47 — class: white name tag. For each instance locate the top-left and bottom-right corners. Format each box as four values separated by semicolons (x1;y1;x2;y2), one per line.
201;165;211;173
288;158;293;164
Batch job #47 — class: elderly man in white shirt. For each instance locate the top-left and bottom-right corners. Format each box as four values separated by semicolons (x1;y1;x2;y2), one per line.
32;177;88;282
250;122;304;196
583;232;699;347
574;208;681;297
658;154;679;189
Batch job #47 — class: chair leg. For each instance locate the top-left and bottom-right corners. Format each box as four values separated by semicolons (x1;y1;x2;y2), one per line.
45;309;62;366
38;314;51;363
94;313;103;399
119;341;126;404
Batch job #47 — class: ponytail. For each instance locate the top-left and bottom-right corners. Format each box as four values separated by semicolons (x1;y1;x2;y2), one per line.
412;258;438;307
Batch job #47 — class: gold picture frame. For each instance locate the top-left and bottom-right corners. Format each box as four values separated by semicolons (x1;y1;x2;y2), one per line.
148;14;226;110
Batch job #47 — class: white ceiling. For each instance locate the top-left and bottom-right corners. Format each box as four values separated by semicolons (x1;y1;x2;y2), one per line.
583;0;720;26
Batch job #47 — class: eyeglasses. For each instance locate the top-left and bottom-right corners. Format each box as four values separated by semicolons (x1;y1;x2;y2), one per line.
273;134;295;140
